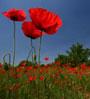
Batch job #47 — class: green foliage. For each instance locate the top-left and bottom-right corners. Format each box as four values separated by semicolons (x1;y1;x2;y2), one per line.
18;60;33;67
87;59;90;65
55;42;90;66
55;54;70;64
67;42;90;65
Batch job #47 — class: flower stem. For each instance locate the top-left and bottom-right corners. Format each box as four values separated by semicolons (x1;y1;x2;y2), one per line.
38;31;42;65
26;49;32;61
33;47;36;64
30;39;35;99
31;38;33;63
3;53;11;65
13;21;16;67
37;30;42;99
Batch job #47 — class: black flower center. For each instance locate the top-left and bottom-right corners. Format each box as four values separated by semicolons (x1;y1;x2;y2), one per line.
11;16;18;21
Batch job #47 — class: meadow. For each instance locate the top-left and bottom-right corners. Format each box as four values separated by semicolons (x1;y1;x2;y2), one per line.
0;61;90;99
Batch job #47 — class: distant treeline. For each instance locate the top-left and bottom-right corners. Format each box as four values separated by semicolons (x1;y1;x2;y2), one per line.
55;42;90;67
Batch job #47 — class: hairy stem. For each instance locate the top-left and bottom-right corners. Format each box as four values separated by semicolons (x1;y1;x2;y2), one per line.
37;31;42;99
31;38;33;62
26;49;32;61
13;21;16;67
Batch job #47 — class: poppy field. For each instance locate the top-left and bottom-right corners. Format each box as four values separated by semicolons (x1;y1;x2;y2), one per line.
0;7;90;99
0;62;90;99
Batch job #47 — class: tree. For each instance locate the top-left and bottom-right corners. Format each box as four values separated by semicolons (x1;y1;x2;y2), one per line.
66;42;90;65
55;42;90;67
55;54;70;65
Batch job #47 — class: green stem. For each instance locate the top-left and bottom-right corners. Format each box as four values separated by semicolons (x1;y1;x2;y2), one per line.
31;38;33;63
37;31;42;99
38;31;42;65
30;39;35;99
26;49;32;61
3;53;11;65
33;46;36;64
13;21;16;67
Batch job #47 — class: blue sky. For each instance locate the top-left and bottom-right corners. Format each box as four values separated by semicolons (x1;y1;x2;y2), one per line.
0;0;90;65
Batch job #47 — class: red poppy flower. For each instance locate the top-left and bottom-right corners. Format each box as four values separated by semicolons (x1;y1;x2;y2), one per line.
85;93;89;97
24;81;28;84
15;84;19;88
68;83;71;87
29;76;34;82
54;62;61;65
58;69;62;73
78;86;82;91
40;76;45;80
55;73;59;77
35;64;38;68
4;85;8;89
21;62;26;66
9;86;13;91
0;63;2;67
55;80;60;84
29;8;62;34
44;57;50;61
2;8;26;21
22;21;45;39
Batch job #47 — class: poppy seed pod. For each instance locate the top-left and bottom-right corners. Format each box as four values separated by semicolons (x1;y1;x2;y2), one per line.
33;53;36;63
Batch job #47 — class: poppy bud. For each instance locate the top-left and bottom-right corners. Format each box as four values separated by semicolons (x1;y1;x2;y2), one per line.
3;62;9;71
33;53;36;63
